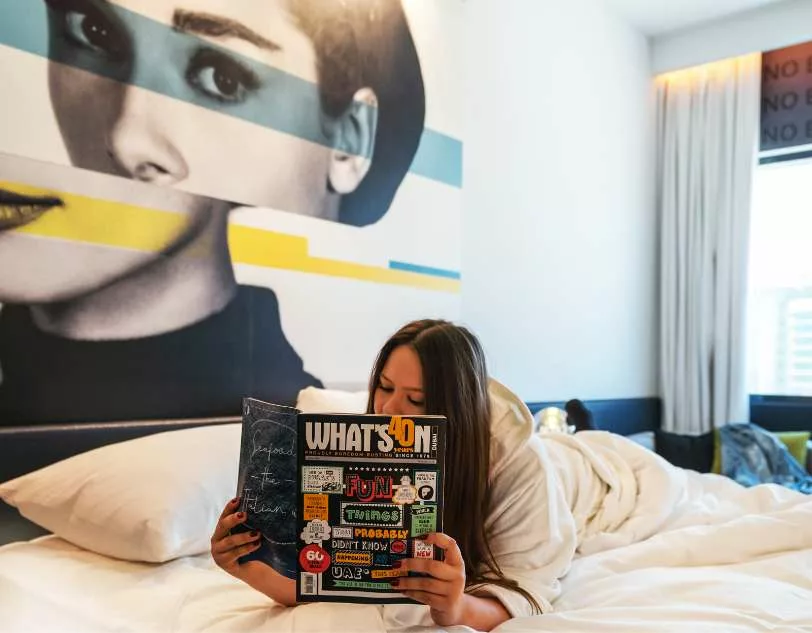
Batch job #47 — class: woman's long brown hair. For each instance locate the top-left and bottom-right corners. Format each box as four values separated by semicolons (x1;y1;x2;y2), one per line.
366;319;541;613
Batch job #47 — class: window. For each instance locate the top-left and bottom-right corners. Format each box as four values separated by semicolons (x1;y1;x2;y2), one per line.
747;158;812;396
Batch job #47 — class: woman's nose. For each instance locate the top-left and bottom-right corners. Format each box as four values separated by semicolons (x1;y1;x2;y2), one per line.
380;394;403;415
106;87;188;186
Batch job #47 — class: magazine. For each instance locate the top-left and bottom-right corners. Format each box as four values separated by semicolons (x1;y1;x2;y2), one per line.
235;397;447;604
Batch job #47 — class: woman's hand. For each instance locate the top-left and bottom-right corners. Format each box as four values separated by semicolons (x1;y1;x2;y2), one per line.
392;532;511;630
210;498;297;606
390;532;467;626
210;497;262;579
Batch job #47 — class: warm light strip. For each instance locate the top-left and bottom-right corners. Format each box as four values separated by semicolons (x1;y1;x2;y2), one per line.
655;52;762;87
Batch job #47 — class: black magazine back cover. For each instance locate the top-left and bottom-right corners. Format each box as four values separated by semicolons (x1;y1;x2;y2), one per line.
295;413;446;603
235;397;300;578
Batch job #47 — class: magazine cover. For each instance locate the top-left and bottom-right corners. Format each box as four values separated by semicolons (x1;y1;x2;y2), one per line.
296;412;446;603
234;398;300;578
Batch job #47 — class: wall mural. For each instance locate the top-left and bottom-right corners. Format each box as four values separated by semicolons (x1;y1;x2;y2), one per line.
0;0;463;423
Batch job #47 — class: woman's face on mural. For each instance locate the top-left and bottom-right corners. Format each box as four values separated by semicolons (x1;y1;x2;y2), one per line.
44;0;376;218
0;0;380;305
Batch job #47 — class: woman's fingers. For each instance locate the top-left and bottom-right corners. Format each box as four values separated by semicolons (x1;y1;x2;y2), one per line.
421;533;464;568
393;533;465;584
214;540;262;568
210;498;259;573
218;497;241;521
212;530;261;555
391;532;467;622
391;575;447;594
396;557;458;581
211;507;248;543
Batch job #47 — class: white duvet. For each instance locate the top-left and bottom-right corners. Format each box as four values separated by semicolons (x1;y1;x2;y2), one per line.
1;432;810;633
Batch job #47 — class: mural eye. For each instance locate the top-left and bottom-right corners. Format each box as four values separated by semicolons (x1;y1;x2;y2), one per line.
62;8;125;59
187;49;259;104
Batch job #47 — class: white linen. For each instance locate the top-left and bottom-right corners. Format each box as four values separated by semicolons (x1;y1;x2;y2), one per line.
500;437;812;631
2;427;810;632
542;430;808;555
0;536;443;633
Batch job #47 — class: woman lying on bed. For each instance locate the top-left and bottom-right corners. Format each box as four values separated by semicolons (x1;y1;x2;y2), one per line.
210;319;576;631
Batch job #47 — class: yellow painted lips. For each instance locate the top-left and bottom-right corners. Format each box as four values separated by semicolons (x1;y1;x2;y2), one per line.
0;189;64;231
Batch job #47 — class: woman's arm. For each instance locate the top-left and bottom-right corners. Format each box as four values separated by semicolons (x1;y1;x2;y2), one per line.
210;498;297;606
457;594;511;631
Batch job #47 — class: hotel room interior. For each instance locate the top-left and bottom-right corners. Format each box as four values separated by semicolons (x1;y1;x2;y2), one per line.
0;0;811;630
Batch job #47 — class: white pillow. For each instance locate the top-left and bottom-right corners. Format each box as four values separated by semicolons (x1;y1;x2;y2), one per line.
0;423;240;563
296;386;369;414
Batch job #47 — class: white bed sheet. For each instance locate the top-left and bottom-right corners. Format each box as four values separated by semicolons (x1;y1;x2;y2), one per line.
1;526;809;633
0;536;437;633
2;432;811;633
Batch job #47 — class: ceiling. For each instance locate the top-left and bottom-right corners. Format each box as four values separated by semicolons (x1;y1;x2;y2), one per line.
603;0;790;35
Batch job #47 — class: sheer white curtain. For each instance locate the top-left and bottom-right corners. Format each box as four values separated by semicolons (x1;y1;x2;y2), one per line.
656;54;761;435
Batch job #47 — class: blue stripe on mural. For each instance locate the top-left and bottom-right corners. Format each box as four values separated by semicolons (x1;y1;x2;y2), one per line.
389;261;462;280
412;130;463;188
0;0;462;189
0;0;45;53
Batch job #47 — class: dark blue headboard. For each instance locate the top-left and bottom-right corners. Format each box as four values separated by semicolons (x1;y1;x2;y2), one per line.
749;396;812;433
525;397;662;437
0;416;239;485
527;395;812;436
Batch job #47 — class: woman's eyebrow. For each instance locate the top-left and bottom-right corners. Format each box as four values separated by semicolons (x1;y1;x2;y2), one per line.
380;373;424;393
172;9;282;52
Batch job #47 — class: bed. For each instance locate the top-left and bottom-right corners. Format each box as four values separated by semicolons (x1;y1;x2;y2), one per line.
1;393;811;633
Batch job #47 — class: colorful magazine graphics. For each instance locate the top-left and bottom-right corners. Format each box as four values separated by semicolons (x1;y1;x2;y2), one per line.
235;398;446;603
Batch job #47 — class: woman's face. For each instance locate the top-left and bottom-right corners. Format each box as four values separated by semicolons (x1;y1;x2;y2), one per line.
373;345;426;416
44;0;338;216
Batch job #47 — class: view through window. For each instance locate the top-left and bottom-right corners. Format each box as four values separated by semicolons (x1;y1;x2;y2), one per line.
748;158;812;396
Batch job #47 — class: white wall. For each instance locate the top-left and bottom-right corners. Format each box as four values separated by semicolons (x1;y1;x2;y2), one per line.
653;0;812;74
461;0;657;401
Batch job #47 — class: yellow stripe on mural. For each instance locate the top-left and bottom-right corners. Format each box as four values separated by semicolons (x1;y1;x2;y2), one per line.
6;182;188;250
2;180;460;294
228;226;460;292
